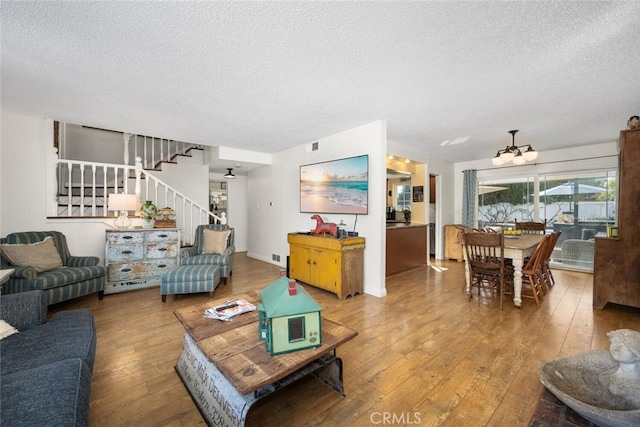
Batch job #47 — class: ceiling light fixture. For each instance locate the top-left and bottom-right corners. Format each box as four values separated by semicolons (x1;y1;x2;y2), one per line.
492;130;538;166
224;168;235;179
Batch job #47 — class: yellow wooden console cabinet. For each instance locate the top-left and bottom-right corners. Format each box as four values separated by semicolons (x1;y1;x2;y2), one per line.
287;233;365;300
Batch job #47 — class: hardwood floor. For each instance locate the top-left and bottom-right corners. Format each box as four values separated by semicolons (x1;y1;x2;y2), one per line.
49;253;640;426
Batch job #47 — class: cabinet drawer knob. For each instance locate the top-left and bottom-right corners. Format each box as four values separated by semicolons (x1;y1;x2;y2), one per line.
307;260;311;264
121;268;131;272
121;250;132;255
158;264;167;268
158;248;167;252
123;235;133;240
159;234;168;238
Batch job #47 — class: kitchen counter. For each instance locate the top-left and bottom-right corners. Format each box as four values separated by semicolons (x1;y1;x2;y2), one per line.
386;221;427;228
386;223;427;276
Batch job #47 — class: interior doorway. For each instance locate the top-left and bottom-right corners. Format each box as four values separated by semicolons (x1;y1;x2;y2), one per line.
209;180;227;223
429;174;437;257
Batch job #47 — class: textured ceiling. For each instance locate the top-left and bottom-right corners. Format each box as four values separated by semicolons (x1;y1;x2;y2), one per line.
2;1;640;168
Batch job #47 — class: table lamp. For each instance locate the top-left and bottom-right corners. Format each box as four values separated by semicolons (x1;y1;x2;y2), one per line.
108;193;139;230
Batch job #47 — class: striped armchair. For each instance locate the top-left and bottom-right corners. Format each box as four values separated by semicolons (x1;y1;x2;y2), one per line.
0;231;106;305
180;224;235;284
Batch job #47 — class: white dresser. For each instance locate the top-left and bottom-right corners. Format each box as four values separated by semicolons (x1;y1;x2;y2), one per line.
105;228;180;294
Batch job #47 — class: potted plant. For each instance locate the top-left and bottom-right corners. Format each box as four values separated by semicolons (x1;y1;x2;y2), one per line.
403;206;411;222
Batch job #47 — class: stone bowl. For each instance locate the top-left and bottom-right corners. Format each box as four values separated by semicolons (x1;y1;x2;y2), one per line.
539;351;640;427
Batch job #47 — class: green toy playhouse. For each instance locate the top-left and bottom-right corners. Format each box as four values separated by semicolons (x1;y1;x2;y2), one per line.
258;277;323;356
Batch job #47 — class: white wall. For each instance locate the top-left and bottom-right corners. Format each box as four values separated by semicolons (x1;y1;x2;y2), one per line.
1;111;52;234
1;111;113;261
61;123;124;164
247;121;388;297
151;152;209;209
453;141;619;224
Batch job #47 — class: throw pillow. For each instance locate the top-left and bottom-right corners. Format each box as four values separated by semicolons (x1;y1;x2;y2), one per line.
0;319;19;340
0;236;63;273
203;229;231;255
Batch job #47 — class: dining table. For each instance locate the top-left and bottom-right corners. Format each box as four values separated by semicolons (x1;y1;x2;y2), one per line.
464;233;545;307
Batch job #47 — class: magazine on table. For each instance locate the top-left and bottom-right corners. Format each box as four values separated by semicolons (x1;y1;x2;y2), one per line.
204;298;256;321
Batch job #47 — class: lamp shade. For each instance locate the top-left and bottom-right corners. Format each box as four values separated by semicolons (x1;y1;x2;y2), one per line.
108;193;139;230
108;193;139;212
500;150;514;162
512;151;526;165
522;146;538;161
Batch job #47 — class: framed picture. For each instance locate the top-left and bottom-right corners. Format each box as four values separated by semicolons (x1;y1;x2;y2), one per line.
221;182;227;190
300;155;368;215
412;186;424;202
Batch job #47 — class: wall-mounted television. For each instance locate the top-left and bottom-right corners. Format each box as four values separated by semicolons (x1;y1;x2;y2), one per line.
300;154;368;215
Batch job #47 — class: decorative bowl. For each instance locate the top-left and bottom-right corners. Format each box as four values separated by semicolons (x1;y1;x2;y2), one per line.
539;351;640;427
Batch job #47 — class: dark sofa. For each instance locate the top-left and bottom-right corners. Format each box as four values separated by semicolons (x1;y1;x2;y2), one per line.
0;291;96;426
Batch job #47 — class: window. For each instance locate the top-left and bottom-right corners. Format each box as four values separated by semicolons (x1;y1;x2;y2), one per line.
478;176;536;228
288;317;305;342
478;169;617;272
396;184;410;209
540;171;616;270
258;311;268;340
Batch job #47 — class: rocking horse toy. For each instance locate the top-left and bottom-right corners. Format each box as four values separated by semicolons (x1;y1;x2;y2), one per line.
310;214;338;238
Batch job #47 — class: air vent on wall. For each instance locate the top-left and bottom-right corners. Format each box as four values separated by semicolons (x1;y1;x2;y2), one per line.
305;141;320;153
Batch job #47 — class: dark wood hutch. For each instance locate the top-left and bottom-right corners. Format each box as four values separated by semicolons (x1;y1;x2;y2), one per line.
593;128;640;309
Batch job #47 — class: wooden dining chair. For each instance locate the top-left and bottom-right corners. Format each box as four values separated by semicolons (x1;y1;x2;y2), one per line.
540;231;561;288
536;235;553;296
515;219;547;234
520;234;550;307
463;231;508;310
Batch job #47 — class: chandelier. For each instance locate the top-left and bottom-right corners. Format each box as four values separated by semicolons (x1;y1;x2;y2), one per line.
492;130;538;165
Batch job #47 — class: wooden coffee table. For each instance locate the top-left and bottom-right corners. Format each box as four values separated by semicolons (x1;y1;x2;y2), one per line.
0;268;14;294
173;291;358;426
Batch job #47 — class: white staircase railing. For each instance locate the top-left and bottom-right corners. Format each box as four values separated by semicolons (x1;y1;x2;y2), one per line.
123;133;204;170
53;156;225;246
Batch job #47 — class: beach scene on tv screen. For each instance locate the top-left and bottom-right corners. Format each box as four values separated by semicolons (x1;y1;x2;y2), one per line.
300;155;368;214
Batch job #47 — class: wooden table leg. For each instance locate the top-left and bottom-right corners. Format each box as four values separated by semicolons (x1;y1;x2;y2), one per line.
464;255;471;298
512;257;524;307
